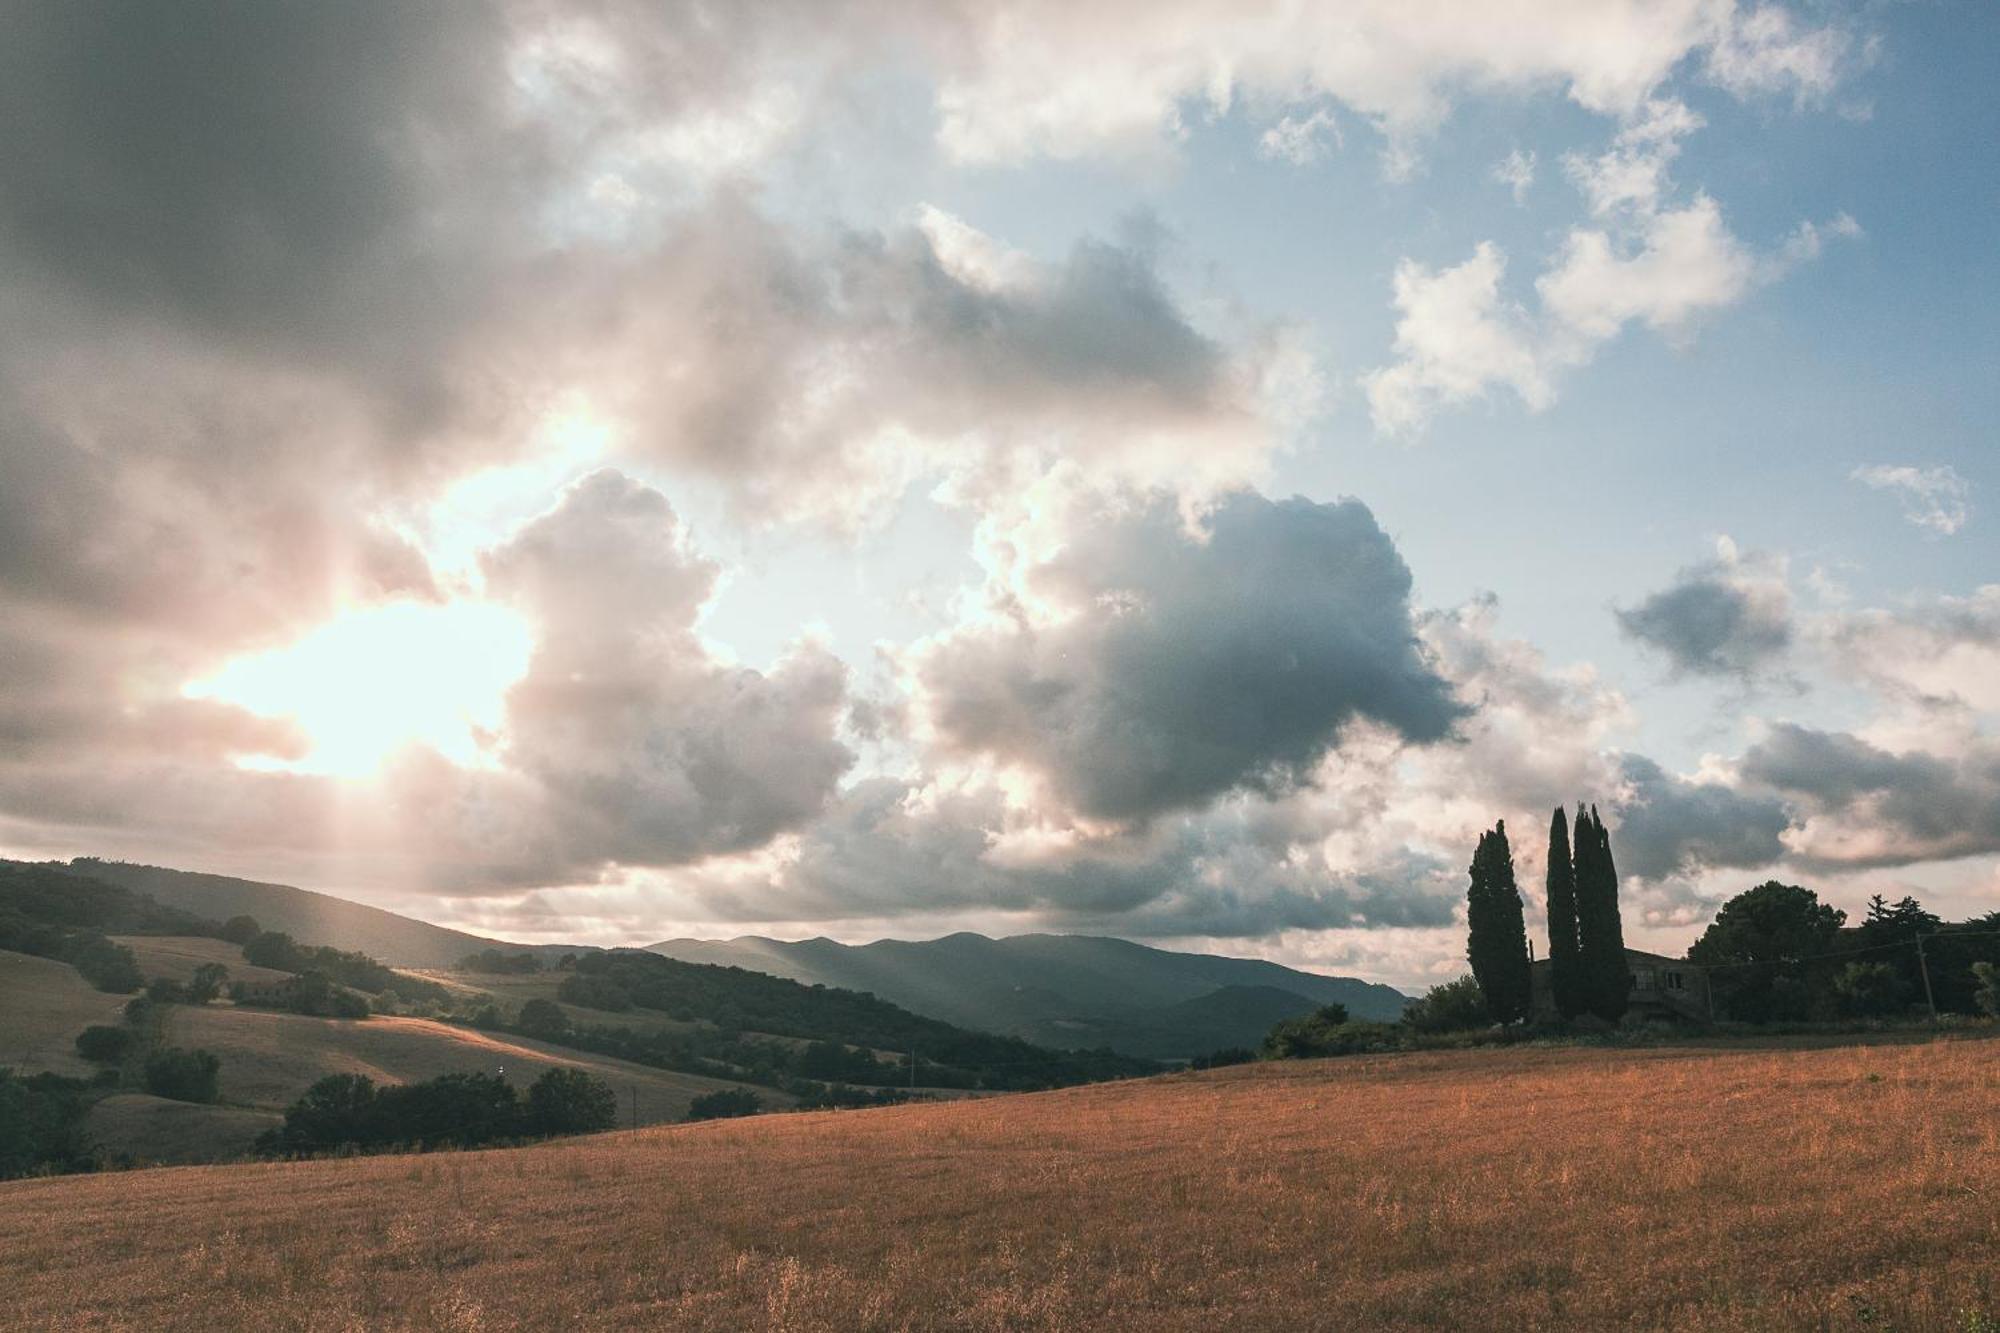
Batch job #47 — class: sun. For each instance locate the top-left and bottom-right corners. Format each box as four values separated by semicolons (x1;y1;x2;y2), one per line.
185;600;534;778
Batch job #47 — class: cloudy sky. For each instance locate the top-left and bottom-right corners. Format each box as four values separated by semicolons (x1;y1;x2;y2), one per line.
1;2;1994;989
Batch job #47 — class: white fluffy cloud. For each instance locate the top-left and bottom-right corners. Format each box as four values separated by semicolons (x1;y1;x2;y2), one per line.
1365;99;1859;433
1851;464;1973;535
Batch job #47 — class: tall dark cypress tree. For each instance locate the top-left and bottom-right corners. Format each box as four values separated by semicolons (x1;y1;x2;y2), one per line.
1574;805;1630;1022
1466;820;1532;1024
1545;806;1583;1020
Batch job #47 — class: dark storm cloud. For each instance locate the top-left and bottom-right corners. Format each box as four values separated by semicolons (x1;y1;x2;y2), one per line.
919;490;1464;822
1608;753;1791;881
1738;723;2000;869
1616;560;1792;679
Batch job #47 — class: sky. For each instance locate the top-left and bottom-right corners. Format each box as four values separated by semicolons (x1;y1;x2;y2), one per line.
0;1;1994;990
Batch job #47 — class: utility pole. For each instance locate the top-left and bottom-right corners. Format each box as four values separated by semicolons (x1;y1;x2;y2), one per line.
908;1048;916;1091
1914;934;1939;1021
630;1084;639;1130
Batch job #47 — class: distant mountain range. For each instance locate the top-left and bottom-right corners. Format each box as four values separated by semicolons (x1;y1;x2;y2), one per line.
648;933;1409;1058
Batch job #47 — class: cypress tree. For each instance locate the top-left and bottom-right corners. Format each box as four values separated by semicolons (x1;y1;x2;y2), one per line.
1545;806;1583;1020
1465;820;1532;1024
1574;805;1630;1022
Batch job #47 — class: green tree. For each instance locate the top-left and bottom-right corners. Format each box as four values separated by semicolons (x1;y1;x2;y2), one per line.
186;962;229;1004
1544;806;1584;1020
1832;962;1908;1018
524;1068;619;1136
1465;822;1532;1023
74;1025;135;1065
219;915;262;946
1689;881;1847;1022
1402;976;1490;1033
1971;961;2000;1018
67;935;142;994
1572;806;1630;1023
267;1073;380;1154
143;1048;221;1103
516;998;570;1038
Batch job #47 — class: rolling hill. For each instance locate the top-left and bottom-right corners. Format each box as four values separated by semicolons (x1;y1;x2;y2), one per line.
46;859;555;968
648;932;1408;1057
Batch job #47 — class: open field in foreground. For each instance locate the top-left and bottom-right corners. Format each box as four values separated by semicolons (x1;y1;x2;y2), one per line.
4;1035;1997;1331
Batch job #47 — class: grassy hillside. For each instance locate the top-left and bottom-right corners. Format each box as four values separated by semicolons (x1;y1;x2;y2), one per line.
0;949;128;1078
4;1035;1994;1330
154;1004;786;1127
84;1094;278;1166
54;859;559;968
110;936;293;988
648;931;1409;1055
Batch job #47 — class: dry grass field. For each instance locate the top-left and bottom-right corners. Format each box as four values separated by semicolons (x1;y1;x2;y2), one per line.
4;1035;1995;1331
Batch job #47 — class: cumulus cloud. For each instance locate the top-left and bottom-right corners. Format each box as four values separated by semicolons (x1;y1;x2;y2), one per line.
1616;540;1795;680
1851;464;1972;536
914;487;1463;822
1824;586;2000;716
1609;753;1791;881
927;1;1854;164
1740;723;2000;870
1492;149;1537;204
1365;99;1858;433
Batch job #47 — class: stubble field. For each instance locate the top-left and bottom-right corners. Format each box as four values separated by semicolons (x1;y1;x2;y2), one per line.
3;1035;1996;1331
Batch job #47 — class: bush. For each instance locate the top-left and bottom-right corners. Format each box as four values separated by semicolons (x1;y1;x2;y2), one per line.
524;1068;619;1136
143;1048;221;1104
460;949;542;975
1403;976;1492;1033
686;1088;762;1122
146;977;188;1004
1260;1004;1352;1059
75;1026;135;1065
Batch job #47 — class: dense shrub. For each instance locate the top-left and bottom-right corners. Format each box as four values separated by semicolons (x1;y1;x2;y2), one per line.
264;1068;620;1155
67;935;142;994
687;1089;762;1122
556;972;633;1012
0;1069;94;1180
142;1048;221;1103
74;1026;134;1065
1971;962;2000;1019
1403;976;1492;1033
1260;1004;1351;1059
460;949;542;974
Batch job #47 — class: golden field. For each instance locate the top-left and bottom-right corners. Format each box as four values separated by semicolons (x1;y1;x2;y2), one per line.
4;1035;1996;1331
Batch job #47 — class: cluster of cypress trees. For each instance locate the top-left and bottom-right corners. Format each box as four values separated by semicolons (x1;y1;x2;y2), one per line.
1467;805;1630;1024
